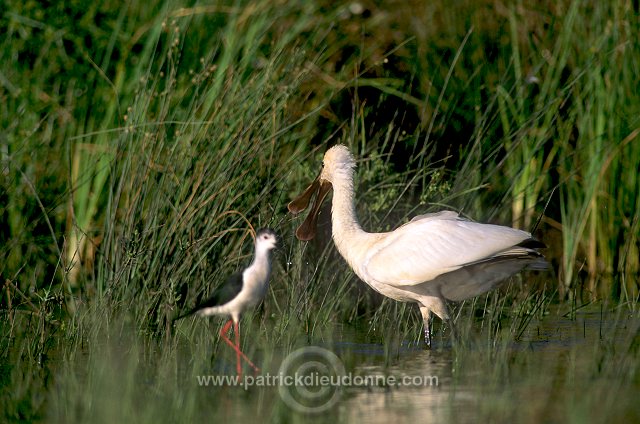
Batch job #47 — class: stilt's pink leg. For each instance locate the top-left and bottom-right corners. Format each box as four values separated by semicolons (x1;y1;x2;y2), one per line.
233;322;242;376
219;319;260;375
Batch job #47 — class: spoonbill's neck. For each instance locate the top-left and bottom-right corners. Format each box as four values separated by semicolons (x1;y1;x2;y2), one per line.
330;170;368;259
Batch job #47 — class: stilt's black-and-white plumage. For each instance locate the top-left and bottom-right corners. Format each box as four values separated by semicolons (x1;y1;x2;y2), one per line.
175;228;277;375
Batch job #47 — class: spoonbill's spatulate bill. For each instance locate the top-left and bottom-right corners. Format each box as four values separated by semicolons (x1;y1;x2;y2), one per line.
288;145;547;347
175;228;277;374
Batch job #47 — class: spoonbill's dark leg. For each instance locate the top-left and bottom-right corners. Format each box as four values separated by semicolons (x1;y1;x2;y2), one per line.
419;307;433;349
219;319;260;375
424;319;432;348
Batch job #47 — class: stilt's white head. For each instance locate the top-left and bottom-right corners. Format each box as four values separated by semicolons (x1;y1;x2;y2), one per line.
255;228;277;252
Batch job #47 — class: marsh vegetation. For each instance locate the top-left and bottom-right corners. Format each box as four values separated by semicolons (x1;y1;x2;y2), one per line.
1;0;638;422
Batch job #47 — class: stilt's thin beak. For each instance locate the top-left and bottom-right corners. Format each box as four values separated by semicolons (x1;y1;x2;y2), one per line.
288;176;332;241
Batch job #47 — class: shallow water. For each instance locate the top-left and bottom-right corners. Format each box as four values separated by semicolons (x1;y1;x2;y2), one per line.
6;301;636;423
335;305;639;423
182;304;639;423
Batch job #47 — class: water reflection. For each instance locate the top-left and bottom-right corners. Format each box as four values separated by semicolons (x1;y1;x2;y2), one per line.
338;348;465;423
324;305;638;422
180;304;638;422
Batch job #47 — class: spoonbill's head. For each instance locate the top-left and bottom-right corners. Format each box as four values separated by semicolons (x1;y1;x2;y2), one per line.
319;144;356;183
288;145;355;241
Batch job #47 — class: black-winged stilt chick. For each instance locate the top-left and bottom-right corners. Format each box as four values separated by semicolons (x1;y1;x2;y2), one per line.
175;228;277;375
289;145;547;348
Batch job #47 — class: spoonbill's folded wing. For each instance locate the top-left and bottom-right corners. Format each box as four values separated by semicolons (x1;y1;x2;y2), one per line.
363;212;534;286
404;247;547;301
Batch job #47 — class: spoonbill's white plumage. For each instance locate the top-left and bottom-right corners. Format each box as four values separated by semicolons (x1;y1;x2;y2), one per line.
289;145;547;347
175;228;277;374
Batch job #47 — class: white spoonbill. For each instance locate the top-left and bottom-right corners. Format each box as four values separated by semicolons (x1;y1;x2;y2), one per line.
175;228;277;375
288;145;547;347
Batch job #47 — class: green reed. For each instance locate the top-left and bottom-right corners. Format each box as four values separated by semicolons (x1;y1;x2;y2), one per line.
1;0;639;422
